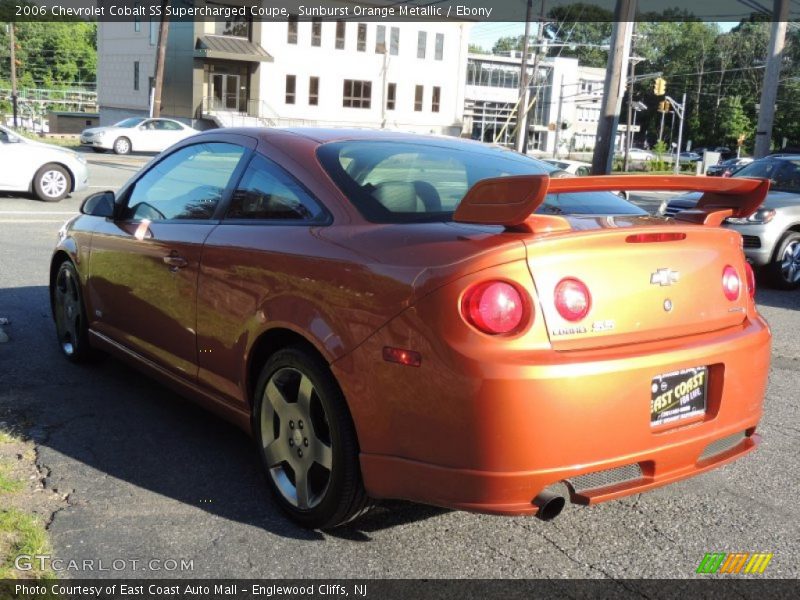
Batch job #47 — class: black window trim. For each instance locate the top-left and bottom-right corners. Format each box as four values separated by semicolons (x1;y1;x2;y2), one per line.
115;135;257;225
220;151;333;227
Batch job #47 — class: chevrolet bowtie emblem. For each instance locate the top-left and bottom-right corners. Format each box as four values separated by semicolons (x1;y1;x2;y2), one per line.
650;268;680;286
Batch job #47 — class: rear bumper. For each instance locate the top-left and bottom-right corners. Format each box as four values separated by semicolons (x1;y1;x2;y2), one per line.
336;303;770;516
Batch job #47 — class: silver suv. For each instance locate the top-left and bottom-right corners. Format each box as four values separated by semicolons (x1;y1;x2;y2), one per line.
659;156;800;289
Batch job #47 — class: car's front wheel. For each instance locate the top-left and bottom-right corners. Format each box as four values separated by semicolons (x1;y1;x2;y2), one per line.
52;260;94;362
113;137;131;155
33;164;70;202
254;346;370;529
768;231;800;289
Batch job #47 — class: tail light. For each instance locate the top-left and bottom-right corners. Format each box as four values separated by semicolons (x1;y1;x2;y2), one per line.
744;262;756;298
461;280;530;335
722;265;741;301
554;278;592;321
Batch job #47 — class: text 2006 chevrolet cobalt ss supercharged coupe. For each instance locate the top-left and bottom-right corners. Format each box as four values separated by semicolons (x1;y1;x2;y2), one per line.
50;129;771;528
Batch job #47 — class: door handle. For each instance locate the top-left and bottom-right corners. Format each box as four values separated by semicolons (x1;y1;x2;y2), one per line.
162;254;188;271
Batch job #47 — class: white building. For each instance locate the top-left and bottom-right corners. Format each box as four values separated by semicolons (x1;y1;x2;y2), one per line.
463;52;607;156
98;14;470;136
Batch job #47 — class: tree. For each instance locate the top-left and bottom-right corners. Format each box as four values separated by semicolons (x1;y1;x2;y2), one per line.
544;3;613;68
717;96;751;146
468;43;487;54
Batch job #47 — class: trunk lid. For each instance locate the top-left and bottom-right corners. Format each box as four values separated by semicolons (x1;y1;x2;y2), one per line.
525;218;749;350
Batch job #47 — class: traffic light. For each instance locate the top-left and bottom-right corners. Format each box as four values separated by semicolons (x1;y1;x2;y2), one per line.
658;100;670;113
653;77;666;96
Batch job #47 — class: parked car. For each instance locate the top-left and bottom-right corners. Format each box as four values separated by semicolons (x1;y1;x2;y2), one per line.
706;157;753;177
0;125;88;202
679;152;702;163
52;128;770;528
542;158;592;176
617;148;655;161
80;117;197;155
660;155;800;288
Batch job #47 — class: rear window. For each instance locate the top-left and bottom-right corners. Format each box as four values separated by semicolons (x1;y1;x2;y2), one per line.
317;140;644;223
734;159;800;193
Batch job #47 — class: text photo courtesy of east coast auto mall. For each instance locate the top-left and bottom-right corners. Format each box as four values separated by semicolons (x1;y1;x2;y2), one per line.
0;0;799;598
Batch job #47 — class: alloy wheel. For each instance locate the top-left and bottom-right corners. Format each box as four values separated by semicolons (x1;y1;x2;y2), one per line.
780;240;800;285
259;367;333;510
54;265;82;356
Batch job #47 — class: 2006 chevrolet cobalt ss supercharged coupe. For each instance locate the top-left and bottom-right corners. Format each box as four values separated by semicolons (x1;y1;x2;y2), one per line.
50;129;771;528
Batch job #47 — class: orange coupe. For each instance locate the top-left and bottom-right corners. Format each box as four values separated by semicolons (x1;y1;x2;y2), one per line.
51;129;771;528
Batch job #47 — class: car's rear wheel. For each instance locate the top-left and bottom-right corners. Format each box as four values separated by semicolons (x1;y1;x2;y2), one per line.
113;137;131;155
33;164;70;202
53;260;94;362
768;231;800;290
253;347;371;529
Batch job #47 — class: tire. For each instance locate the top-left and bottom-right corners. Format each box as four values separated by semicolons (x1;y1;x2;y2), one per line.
113;137;131;155
91;147;106;153
767;231;800;290
253;346;371;529
52;260;96;363
33;164;71;202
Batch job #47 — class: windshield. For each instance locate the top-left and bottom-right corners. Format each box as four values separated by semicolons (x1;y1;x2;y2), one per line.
734;159;800;193
114;118;146;128
317;140;644;223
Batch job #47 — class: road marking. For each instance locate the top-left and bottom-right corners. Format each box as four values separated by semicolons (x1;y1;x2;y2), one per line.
0;211;75;215
0;218;67;222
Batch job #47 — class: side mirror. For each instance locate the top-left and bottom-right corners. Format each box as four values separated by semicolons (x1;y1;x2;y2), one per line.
80;191;116;218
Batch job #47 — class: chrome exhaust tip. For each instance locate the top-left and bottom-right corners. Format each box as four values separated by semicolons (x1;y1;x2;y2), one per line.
532;490;566;521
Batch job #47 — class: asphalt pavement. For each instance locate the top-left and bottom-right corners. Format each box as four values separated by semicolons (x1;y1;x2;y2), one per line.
0;157;798;581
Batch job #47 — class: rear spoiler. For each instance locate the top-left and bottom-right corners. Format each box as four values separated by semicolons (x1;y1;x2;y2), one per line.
453;175;770;231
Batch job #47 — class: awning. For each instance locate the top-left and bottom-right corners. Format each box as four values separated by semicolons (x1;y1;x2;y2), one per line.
194;35;273;63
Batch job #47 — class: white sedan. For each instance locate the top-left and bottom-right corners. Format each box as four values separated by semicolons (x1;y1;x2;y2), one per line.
80;117;197;155
0;125;88;202
542;159;592;176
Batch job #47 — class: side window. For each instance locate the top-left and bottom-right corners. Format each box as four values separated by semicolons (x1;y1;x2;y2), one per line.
126;143;245;221
226;154;326;222
156;120;183;131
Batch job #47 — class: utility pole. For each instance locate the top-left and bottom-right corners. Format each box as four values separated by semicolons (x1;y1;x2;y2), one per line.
151;0;170;118
754;0;790;158
521;0;547;155
623;52;639;171
667;92;687;175
591;0;637;175
514;0;534;153
9;23;18;128
552;75;564;158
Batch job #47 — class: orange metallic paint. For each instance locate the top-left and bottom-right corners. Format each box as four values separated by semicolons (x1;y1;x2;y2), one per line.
52;128;771;519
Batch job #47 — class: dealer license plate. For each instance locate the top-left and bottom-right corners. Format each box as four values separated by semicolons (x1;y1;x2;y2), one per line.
650;366;708;427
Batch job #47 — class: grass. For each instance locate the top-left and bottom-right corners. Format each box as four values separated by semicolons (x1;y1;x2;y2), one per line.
0;463;23;493
0;426;55;581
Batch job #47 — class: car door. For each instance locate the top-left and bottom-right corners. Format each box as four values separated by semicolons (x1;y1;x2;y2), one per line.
86;139;251;379
195;152;331;407
157;119;193;149
0;129;38;190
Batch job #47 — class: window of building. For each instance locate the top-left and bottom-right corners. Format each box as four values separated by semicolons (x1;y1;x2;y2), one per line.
126;143;246;221
390;27;399;56
343;80;372;109
432;86;440;112
133;61;140;91
287;15;298;44
309;76;319;106
336;20;345;49
375;25;386;53
417;31;427;59
214;17;251;39
414;85;423;111
357;23;367;52
226;154;327;222
435;33;444;60
386;83;396;110
285;75;296;104
311;18;322;47
134;5;141;32
149;19;158;46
